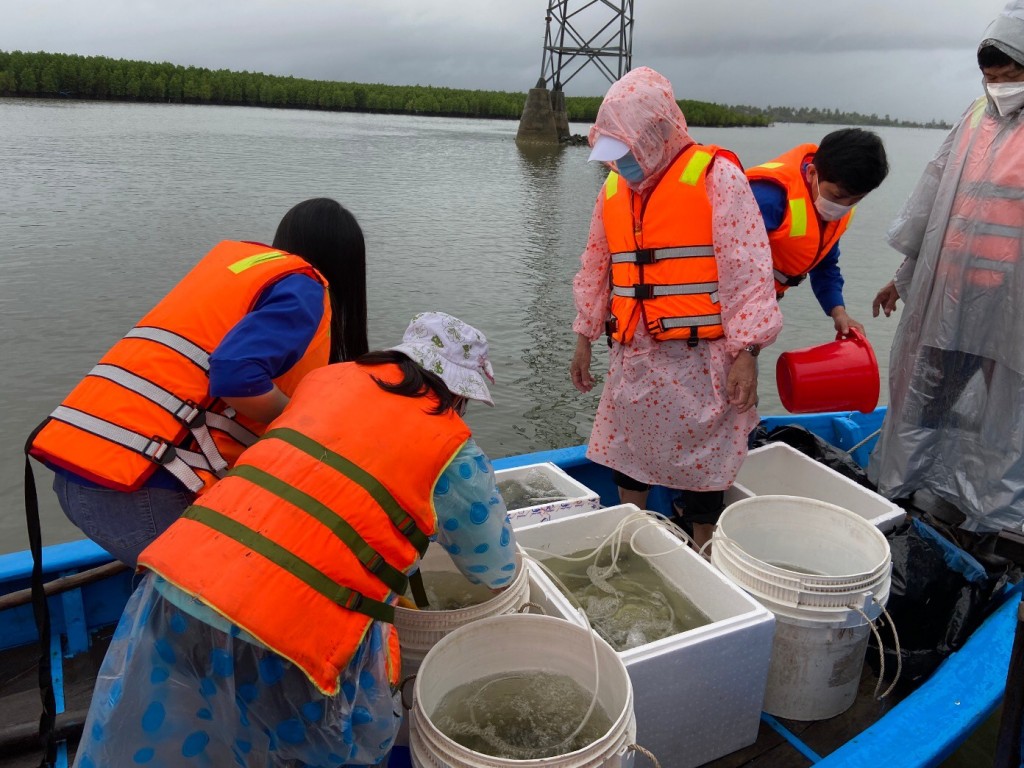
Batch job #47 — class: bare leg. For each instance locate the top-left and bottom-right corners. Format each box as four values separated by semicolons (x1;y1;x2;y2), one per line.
618;486;649;509
692;523;715;555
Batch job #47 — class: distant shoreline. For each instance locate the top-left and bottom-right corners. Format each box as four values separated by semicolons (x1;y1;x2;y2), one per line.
0;50;952;131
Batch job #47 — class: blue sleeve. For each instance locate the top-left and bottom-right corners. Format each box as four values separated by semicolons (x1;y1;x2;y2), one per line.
208;274;325;398
749;180;788;233
809;242;845;316
432;438;518;589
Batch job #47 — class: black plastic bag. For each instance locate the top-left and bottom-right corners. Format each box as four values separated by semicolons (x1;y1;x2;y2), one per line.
748;423;871;487
867;517;1009;691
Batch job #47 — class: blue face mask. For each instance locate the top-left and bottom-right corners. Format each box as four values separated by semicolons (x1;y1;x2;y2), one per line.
616;152;645;184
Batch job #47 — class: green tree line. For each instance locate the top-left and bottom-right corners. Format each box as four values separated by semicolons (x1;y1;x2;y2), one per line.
727;103;951;130
0;50;771;127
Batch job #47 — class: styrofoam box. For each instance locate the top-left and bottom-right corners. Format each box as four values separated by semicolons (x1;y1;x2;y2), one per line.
495;462;601;529
516;505;775;768
728;442;905;532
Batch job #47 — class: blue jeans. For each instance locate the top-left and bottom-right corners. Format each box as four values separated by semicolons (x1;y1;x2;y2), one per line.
53;475;194;567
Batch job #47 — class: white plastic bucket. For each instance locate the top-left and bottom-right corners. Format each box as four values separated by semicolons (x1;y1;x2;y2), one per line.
711;495;891;720
395;547;530;676
409;613;637;768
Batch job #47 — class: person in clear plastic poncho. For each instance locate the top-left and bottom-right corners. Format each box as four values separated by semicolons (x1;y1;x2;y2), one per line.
869;0;1024;533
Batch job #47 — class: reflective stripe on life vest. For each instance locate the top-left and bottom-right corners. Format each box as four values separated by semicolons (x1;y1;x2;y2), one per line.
602;143;734;344
29;241;330;493
747;143;852;295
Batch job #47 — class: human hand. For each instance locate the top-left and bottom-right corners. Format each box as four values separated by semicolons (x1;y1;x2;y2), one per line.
872;281;900;318
831;307;864;336
727;350;758;413
570;334;595;393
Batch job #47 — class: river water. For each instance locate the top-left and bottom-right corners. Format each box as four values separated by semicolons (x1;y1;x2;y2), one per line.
0;98;948;553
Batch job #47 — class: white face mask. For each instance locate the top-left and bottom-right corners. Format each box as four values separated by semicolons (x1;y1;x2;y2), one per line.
986;80;1024;117
813;177;853;221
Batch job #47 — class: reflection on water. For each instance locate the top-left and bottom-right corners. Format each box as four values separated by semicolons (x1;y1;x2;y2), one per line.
0;100;947;552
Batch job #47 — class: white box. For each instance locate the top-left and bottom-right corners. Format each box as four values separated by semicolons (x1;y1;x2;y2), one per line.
495;462;602;528
515;505;775;768
733;442;905;532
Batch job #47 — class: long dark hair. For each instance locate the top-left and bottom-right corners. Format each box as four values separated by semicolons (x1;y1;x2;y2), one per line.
272;198;369;363
357;350;456;415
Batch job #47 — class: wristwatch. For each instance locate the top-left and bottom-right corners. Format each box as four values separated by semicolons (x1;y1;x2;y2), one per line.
742;343;761;358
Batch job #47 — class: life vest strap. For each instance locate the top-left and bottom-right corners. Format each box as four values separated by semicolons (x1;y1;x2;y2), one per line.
124;326;211;372
951;217;1022;240
228;464;410;595
263;428;430;555
87;364;244;477
613;281;720;299
49;406;211;493
773;268;807;287
657;314;724;330
610;245;716;264
184;504;396;623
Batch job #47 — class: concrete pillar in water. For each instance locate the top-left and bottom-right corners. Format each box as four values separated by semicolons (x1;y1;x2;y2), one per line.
516;78;559;145
550;87;570;142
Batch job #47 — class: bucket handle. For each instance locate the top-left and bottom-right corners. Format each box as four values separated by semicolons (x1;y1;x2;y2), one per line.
398;674;416;711
516;601;547;615
627;743;662;767
852;600;902;699
838;327;864;343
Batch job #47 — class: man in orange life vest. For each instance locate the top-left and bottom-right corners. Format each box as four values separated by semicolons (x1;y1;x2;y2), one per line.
747;129;889;335
870;0;1024;535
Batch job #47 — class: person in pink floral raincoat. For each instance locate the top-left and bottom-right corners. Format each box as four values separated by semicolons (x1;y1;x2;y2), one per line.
569;67;782;549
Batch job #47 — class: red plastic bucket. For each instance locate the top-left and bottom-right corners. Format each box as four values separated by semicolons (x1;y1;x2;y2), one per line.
776;329;880;414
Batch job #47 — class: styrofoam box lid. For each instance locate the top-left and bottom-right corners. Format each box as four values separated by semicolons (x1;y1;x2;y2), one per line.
494;461;600;511
735;442;905;532
515;504;774;662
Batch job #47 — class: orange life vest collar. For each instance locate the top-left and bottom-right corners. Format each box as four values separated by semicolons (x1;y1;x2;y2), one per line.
602;143;738;345
139;362;472;694
29;241;331;493
746;143;852;294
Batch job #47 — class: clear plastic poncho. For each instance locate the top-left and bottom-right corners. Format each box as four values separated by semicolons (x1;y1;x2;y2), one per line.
869;3;1024;532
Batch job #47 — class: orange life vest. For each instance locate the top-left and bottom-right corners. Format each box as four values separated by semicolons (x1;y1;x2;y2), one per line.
746;143;852;295
941;97;1024;289
29;241;331;494
603;143;737;345
139;362;471;694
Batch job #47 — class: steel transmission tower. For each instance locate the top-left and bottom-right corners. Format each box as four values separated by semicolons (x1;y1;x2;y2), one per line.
540;0;634;91
517;1;634;145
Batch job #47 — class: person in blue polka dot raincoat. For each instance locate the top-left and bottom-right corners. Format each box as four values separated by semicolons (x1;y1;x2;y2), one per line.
72;312;518;767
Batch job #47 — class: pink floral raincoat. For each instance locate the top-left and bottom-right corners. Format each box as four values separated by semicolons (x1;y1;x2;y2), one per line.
573;67;782;491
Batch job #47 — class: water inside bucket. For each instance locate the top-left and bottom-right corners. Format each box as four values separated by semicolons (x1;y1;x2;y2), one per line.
431;670;613;760
498;470;569;509
404;570;496;611
541;546;711;651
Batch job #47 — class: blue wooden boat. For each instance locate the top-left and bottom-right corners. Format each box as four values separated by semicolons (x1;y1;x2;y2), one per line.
2;406;1022;767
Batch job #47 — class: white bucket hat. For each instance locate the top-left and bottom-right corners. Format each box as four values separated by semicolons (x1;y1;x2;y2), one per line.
388;312;496;406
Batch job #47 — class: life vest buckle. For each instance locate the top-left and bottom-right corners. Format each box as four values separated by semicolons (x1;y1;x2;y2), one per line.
143;436;177;465
632;283;654;300
786;273;807;287
367;552;385;574
635;248;656;265
344;592;364;612
175;400;206;428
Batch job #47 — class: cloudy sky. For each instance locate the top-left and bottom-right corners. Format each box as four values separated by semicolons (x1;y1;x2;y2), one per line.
4;0;1011;124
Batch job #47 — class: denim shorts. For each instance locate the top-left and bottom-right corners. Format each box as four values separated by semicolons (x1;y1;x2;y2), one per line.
53;474;194;567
